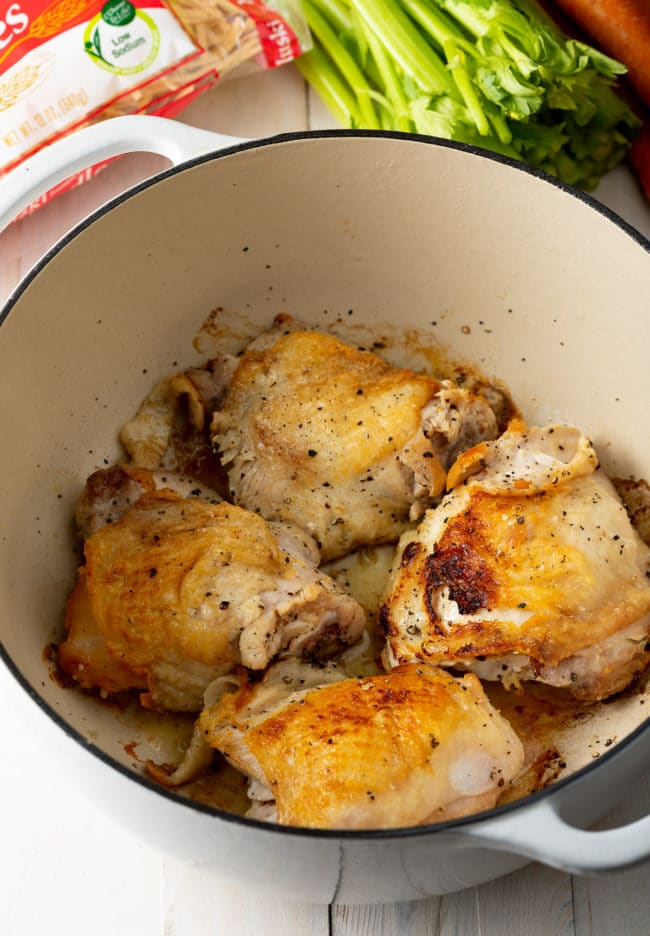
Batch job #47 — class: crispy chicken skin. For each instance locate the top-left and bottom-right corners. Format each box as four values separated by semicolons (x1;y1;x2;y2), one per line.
59;491;365;711
379;421;650;701
199;660;524;829
58;569;145;694
210;317;497;561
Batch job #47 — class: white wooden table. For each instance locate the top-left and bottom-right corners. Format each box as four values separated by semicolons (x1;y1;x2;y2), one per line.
1;63;649;936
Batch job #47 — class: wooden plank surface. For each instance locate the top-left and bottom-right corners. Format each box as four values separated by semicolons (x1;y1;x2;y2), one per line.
571;775;650;936
1;61;649;936
162;860;330;936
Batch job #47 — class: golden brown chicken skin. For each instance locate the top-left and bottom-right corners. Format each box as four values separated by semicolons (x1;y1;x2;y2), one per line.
380;422;650;700
211;318;497;561
200;660;524;829
59;491;365;711
58;569;145;694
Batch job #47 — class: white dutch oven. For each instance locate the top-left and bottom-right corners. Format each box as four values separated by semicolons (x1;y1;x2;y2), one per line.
0;116;648;904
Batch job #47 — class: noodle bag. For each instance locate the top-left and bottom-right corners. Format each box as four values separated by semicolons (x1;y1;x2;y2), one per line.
0;0;311;217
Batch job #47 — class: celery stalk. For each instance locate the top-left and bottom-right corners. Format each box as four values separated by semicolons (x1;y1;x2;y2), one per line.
353;0;458;96
302;0;381;128
312;0;353;32
298;0;640;190
358;17;414;132
295;43;362;127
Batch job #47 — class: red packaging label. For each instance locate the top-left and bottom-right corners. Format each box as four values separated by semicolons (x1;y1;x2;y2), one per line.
226;0;301;68
0;0;179;72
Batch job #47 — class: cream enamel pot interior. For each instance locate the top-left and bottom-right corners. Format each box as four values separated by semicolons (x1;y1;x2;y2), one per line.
0;116;649;905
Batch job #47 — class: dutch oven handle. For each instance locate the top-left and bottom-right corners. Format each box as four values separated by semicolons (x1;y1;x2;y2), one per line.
460;793;650;874
0;115;247;233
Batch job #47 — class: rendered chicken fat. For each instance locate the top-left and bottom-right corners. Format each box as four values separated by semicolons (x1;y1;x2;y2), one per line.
57;320;650;830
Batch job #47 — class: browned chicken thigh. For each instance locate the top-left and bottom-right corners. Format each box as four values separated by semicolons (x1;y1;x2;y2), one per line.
199;659;524;829
210;317;498;560
380;421;650;700
59;489;365;711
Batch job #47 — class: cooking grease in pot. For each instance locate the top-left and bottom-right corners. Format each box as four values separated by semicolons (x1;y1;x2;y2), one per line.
48;312;650;830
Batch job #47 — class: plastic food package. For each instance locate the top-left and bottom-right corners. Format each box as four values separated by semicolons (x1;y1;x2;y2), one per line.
0;0;311;216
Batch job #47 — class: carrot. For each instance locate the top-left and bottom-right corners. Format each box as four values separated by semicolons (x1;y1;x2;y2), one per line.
548;0;650;108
